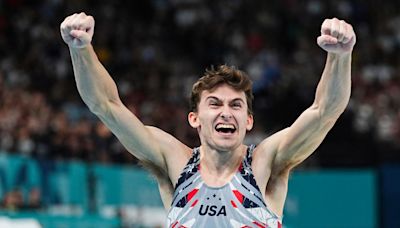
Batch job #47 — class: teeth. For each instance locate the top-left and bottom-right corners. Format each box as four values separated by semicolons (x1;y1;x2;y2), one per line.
216;124;235;129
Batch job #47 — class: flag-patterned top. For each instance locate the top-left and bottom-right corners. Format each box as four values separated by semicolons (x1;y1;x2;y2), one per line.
166;145;282;228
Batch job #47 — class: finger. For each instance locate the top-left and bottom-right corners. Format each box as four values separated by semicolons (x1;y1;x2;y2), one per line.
70;14;82;30
60;15;72;31
78;12;87;17
70;14;93;32
62;14;78;37
70;29;91;44
60;21;68;35
77;12;88;25
330;18;340;38
337;20;346;43
81;15;95;37
60;15;75;37
342;24;354;44
321;19;332;35
317;34;338;46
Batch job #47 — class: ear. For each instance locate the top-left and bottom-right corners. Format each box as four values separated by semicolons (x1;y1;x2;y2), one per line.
246;114;254;131
188;111;200;128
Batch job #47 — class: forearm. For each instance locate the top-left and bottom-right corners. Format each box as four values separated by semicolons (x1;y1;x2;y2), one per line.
69;45;121;114
314;52;352;120
270;18;356;173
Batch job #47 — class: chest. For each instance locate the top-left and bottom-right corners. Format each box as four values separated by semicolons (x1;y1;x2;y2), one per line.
167;172;282;228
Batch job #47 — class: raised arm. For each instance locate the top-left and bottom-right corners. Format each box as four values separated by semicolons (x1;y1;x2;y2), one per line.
60;13;188;172
258;18;356;176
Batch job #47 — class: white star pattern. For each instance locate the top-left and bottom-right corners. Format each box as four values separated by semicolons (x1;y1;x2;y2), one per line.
186;163;196;173
243;167;251;176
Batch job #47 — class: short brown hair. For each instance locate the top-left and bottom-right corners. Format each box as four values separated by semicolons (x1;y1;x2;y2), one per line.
190;65;254;115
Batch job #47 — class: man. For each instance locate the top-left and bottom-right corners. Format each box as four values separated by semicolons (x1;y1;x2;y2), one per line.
60;12;356;227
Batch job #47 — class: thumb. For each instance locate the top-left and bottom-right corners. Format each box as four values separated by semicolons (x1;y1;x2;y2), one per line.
70;30;92;43
317;34;338;46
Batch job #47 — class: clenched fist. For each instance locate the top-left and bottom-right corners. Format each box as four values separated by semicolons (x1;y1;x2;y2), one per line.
60;12;95;49
317;18;356;54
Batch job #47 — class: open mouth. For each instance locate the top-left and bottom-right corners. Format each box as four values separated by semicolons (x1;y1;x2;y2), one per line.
215;123;236;134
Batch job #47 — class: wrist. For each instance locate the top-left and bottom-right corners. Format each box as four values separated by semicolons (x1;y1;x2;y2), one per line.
69;44;93;56
328;51;352;60
69;45;96;64
69;44;91;51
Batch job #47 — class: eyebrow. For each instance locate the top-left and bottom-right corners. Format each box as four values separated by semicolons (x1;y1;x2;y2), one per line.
205;96;245;104
230;98;245;104
205;96;222;104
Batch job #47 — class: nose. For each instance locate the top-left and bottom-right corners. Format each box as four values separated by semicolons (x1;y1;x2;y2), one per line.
220;106;232;120
221;113;232;119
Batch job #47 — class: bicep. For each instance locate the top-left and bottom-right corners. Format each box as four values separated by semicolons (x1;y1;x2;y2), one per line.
274;105;336;173
96;100;184;171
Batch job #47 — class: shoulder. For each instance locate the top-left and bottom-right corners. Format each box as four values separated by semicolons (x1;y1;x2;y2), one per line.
250;129;290;185
145;126;192;157
145;126;193;184
252;128;289;166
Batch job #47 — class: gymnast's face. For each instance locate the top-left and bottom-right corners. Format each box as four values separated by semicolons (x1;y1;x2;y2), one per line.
188;84;253;151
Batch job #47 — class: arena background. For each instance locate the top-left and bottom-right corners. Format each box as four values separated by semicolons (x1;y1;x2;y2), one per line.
0;0;399;227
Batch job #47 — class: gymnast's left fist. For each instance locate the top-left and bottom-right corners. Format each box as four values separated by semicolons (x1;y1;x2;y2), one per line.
317;18;356;55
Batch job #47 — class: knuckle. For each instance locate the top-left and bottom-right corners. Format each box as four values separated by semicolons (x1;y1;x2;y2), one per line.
63;22;71;29
321;21;330;29
321;26;330;32
79;13;86;18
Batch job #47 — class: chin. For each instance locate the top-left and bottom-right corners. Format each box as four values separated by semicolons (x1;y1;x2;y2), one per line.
201;131;244;151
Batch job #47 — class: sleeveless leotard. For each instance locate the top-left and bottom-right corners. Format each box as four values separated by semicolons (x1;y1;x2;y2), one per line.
166;145;282;228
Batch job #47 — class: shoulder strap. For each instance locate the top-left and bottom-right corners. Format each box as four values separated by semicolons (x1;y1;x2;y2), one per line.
174;147;200;190
242;144;256;170
238;145;264;201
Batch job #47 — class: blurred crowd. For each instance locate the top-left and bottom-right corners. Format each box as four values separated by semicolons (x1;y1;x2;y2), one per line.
0;0;399;169
2;187;42;211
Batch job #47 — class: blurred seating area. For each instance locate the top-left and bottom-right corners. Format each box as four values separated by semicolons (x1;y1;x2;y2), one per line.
0;153;381;227
0;0;400;168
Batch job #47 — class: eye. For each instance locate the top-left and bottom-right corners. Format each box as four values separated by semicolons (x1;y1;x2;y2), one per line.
209;101;220;107
231;102;242;109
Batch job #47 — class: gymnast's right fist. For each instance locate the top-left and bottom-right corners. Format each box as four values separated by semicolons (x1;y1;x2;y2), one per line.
60;12;95;49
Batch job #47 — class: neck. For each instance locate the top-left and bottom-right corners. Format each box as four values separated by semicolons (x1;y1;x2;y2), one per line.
200;144;246;176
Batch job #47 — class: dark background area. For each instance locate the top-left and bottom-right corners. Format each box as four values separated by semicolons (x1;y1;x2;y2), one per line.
0;0;399;169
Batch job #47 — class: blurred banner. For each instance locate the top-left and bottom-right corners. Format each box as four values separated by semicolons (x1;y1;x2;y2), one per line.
0;153;162;208
284;170;377;228
0;153;380;227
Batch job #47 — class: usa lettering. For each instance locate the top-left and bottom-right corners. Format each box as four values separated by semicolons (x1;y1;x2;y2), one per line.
199;205;227;216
